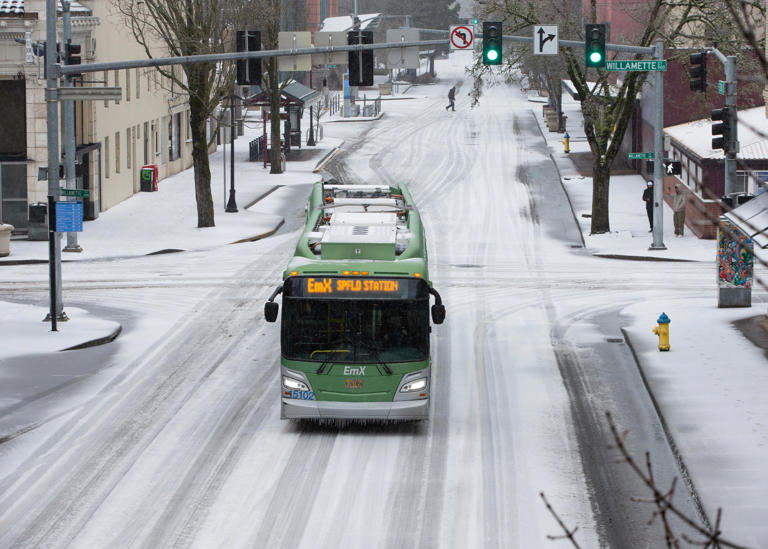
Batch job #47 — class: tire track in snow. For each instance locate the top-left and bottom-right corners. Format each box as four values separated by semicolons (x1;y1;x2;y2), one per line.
247;430;337;549
0;257;288;548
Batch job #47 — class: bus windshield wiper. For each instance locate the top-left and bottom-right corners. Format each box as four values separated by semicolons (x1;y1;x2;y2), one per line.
315;346;352;374
364;343;393;376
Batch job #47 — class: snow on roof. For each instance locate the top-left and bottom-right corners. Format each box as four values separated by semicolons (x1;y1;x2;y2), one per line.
0;0;23;14
319;13;380;32
665;106;768;160
0;1;91;15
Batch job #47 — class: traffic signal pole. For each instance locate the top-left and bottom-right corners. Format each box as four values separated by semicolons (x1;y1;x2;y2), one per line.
62;0;81;253
44;0;64;323
718;51;739;197
650;39;666;250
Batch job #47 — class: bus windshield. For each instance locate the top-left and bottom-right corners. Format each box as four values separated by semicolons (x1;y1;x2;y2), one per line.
281;298;429;363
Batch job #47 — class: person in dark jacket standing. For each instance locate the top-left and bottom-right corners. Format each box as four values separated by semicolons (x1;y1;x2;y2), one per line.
642;181;654;232
445;86;456;111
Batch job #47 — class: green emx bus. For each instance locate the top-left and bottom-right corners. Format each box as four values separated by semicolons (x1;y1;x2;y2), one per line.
264;181;445;421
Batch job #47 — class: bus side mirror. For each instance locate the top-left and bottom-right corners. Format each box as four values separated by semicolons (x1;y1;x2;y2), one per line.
265;301;279;322
431;304;445;324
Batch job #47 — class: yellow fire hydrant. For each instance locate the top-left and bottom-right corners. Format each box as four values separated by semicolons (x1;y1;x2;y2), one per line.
563;132;570;154
652;312;671;351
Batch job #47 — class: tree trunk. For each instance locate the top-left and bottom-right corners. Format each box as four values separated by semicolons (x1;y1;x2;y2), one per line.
268;58;283;174
188;66;215;228
590;158;611;234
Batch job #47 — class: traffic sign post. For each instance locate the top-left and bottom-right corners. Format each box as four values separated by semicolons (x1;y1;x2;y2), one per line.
449;25;474;50
533;25;558;55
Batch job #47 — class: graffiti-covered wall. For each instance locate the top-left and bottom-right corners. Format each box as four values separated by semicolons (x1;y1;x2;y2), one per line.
717;218;754;289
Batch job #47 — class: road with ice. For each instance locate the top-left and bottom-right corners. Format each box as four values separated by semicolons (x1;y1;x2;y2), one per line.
0;78;713;547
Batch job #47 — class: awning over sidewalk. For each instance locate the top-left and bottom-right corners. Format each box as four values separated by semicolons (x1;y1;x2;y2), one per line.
245;81;322;109
724;191;768;248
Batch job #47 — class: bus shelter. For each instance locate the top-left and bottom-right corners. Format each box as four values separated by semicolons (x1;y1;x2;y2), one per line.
245;81;322;157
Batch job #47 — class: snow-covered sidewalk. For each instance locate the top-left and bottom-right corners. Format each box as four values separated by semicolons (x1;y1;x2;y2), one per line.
535;90;768;546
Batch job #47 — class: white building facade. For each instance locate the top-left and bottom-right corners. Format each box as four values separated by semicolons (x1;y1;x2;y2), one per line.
0;0;195;231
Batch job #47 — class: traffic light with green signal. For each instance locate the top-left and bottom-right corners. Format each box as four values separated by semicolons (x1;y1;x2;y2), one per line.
585;24;606;68
482;22;502;65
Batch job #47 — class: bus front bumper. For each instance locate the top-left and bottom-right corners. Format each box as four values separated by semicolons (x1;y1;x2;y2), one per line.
281;398;429;420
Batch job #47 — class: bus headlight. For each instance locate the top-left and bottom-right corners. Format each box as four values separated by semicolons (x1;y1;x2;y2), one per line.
283;376;309;392
400;377;427;393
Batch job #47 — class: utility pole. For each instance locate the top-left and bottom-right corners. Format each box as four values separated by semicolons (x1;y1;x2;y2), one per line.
62;0;82;253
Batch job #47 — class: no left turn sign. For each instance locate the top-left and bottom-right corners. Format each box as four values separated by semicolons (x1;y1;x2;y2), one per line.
450;25;474;50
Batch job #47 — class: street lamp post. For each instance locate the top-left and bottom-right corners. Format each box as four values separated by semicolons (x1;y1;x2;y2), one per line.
307;69;316;146
225;95;238;212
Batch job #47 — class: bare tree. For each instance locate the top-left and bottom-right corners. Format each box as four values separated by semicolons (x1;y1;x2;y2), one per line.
542;412;751;548
115;0;250;227
255;0;289;174
470;0;756;234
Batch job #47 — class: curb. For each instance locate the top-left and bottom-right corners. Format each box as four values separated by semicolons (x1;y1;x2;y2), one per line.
228;218;285;244
620;327;714;532
314;147;343;173
62;323;123;351
325;112;385;123
243;185;282;210
594;253;699;263
0;258;48;266
530;109;587;249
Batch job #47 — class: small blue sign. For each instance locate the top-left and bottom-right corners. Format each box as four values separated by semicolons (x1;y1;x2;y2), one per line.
55;201;83;232
343;72;350;99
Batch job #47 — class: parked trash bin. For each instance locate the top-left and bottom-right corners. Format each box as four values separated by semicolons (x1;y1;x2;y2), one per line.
140;164;158;192
28;203;49;241
0;224;14;257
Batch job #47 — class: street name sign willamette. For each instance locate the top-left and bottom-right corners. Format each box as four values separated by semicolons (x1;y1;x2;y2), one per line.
449;25;474;50
606;60;667;71
628;152;654;159
533;25;558;55
59;188;90;198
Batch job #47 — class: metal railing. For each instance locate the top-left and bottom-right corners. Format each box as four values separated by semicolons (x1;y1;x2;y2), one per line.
249;135;264;162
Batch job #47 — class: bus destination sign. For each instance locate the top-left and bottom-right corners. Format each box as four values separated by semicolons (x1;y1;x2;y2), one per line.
287;276;427;299
306;277;400;294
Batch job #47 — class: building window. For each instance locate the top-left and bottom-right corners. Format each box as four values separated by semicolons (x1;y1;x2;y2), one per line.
136;68;140;99
103;70;109;108
126;69;131;101
154;120;159;157
105;135;110;177
144;121;149;165
735;171;751;194
695;165;702;194
115;131;120;173
127;127;132;170
755;171;768;195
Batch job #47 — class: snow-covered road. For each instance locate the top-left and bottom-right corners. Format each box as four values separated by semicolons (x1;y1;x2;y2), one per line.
0;62;725;547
